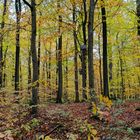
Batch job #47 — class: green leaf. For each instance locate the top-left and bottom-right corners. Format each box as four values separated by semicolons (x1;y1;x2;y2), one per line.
127;128;134;134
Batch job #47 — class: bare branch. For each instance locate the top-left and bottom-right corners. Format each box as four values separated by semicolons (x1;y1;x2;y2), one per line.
23;0;32;9
95;0;98;7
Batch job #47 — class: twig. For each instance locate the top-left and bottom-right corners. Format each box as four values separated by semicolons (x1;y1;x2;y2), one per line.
42;124;63;139
23;0;32;9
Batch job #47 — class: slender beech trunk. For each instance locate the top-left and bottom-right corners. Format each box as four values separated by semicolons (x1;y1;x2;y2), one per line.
38;27;41;79
137;0;140;35
82;0;87;45
88;0;95;99
56;40;58;88
42;62;46;94
15;0;21;94
81;0;87;100
28;47;31;94
48;43;51;88
38;20;41;93
0;0;7;88
31;0;38;113
101;0;109;97
98;34;103;94
3;46;8;87
20;61;23;90
56;1;63;103
136;0;140;87
64;40;68;101
109;46;113;95
118;44;125;100
109;53;113;81
23;0;39;114
45;49;48;83
73;2;79;102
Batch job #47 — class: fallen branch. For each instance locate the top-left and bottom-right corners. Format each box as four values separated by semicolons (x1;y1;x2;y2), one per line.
135;107;140;111
40;124;63;140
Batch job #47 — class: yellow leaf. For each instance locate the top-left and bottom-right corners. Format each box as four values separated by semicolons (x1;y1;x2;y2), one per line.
92;103;97;115
88;133;91;140
99;94;103;102
45;136;53;140
91;128;97;136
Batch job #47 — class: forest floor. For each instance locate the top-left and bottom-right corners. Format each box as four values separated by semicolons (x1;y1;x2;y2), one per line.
0;100;140;140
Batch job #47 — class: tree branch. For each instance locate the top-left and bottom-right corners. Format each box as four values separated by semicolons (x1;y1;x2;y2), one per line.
95;0;98;7
23;0;32;9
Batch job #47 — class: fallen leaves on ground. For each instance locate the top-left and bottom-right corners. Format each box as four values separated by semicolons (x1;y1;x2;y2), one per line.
0;100;140;139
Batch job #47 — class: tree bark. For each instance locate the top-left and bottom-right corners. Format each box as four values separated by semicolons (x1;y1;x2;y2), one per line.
3;46;8;87
56;0;63;103
31;0;39;114
88;0;95;99
48;43;51;88
0;0;7;88
81;0;87;100
136;0;140;88
64;40;68;101
73;2;79;102
15;0;21;95
28;47;31;94
101;0;109;97
23;0;39;114
98;34;103;94
118;43;125;100
137;0;140;35
56;40;58;88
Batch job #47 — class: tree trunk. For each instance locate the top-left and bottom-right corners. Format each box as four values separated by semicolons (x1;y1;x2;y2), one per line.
20;60;23;90
82;0;87;45
101;0;109;97
48;43;51;88
136;0;140;88
109;46;113;95
37;21;41;94
88;0;95;99
31;0;39;114
98;34;103;94
56;40;58;88
56;1;63;103
3;46;8;87
0;0;7;88
137;0;140;35
28;47;31;94
15;0;21;95
23;0;39;114
81;45;87;100
73;2;79;102
64;40;68;101
81;0;87;100
118;43;125;100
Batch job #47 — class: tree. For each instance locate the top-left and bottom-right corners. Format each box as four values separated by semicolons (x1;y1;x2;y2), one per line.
0;0;7;88
56;0;63;103
28;46;31;94
23;0;39;114
81;0;87;100
137;0;140;35
88;0;95;99
101;0;109;97
15;0;21;95
72;1;79;102
136;0;140;86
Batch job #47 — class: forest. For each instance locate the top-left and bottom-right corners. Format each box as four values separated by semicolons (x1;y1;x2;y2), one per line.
0;0;140;139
